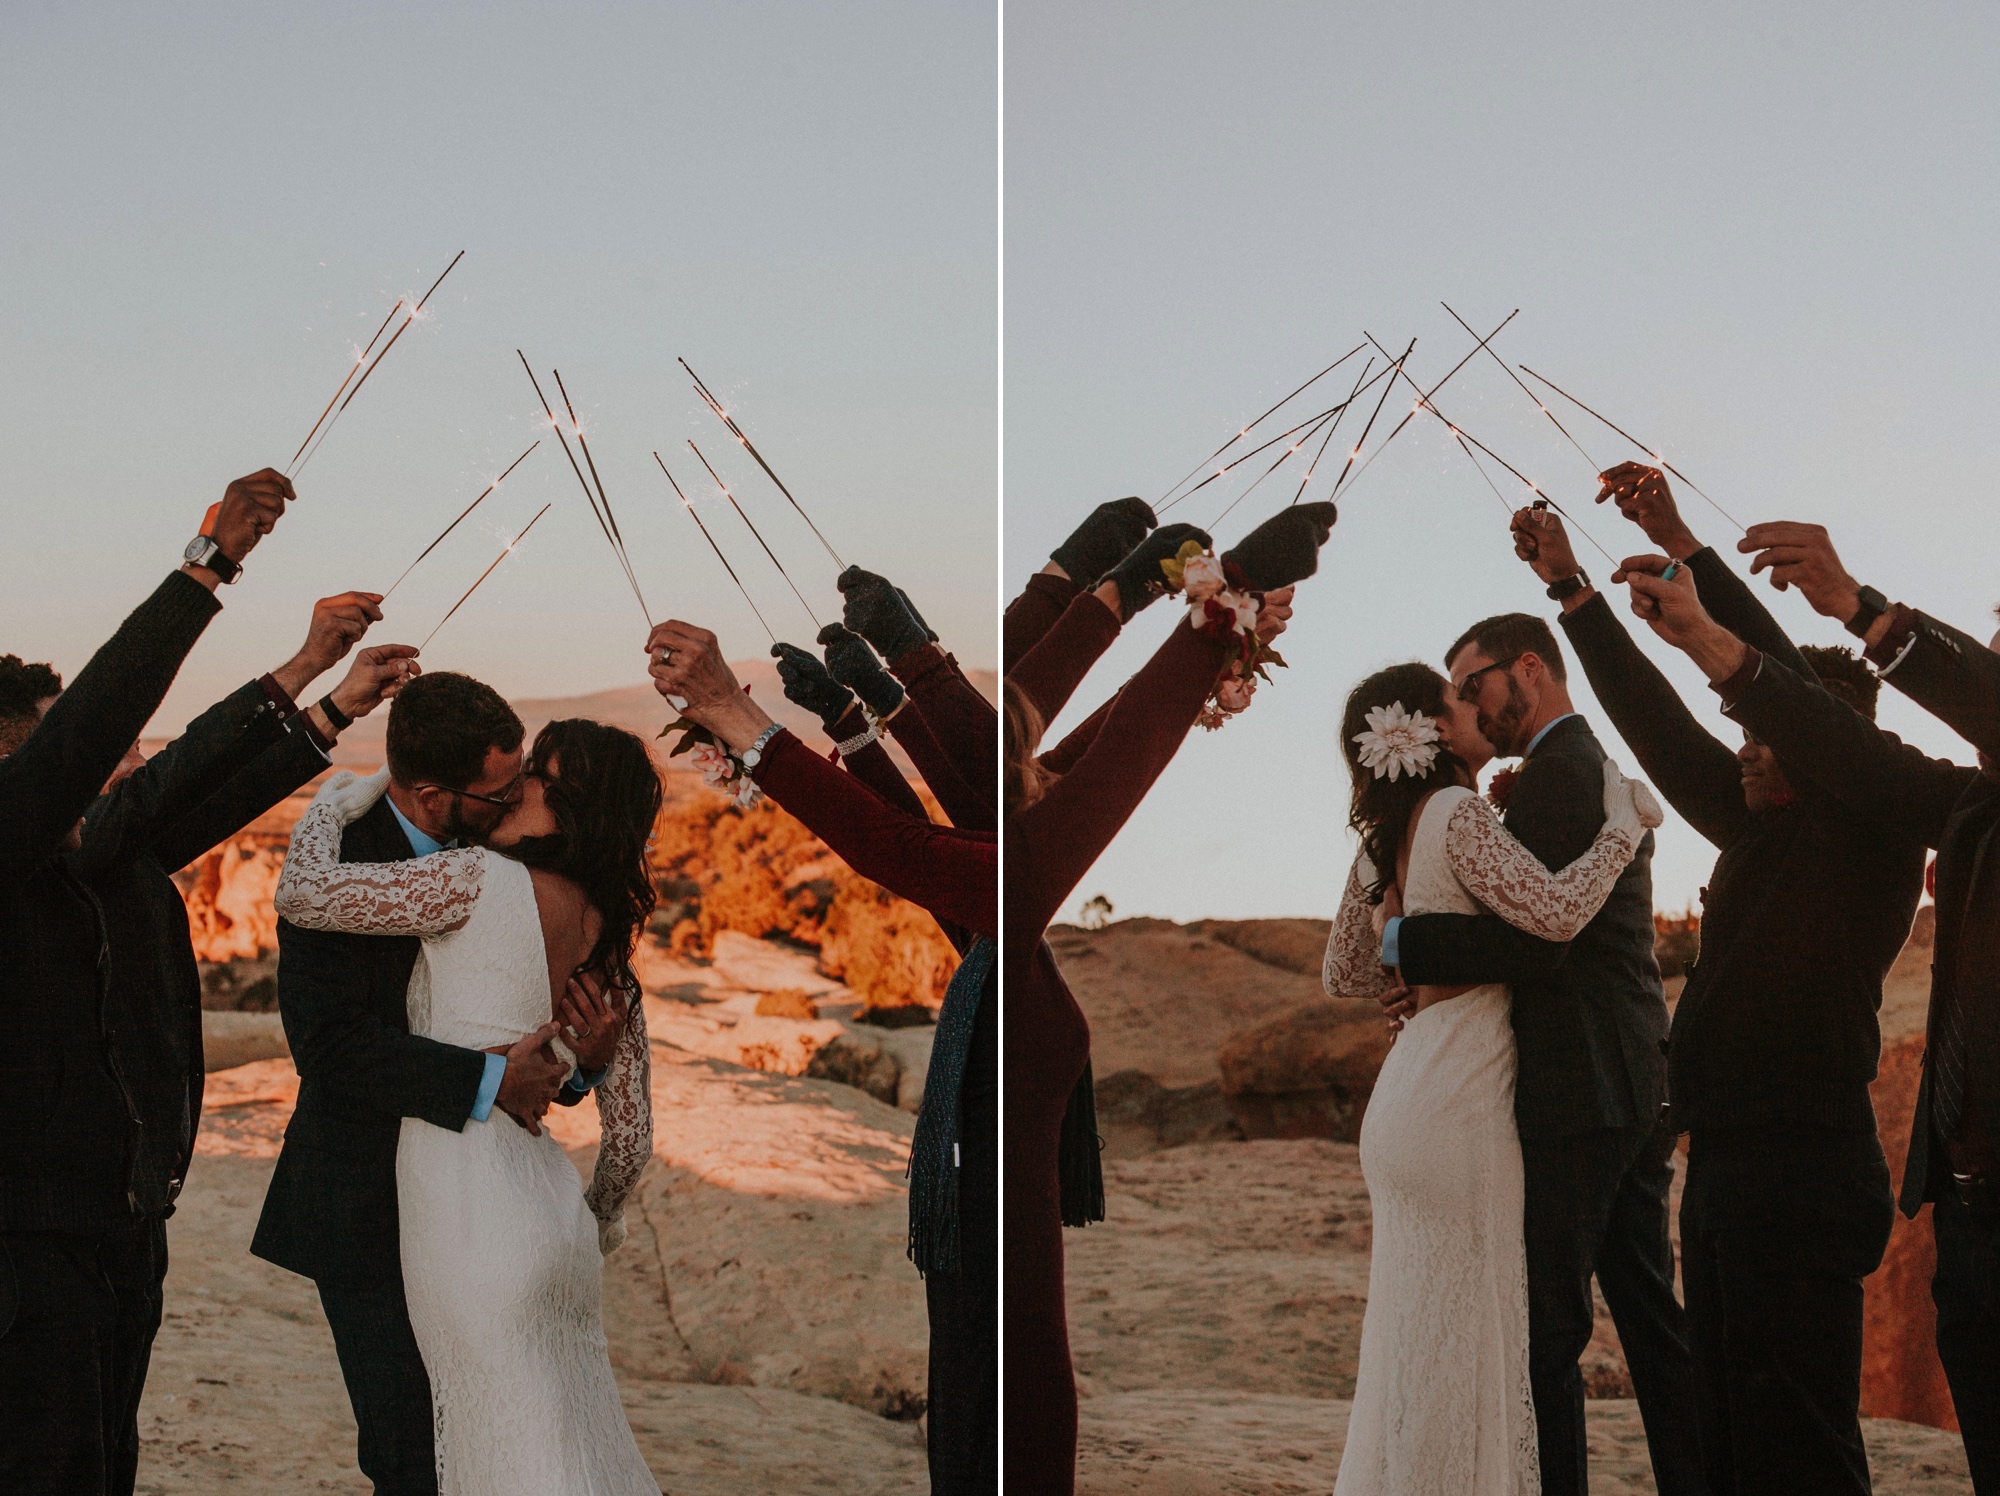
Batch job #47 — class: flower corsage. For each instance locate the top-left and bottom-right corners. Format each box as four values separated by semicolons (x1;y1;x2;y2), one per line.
659;711;764;809
1159;541;1286;731
1487;765;1520;811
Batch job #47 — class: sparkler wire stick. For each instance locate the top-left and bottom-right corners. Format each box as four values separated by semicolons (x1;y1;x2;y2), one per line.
1156;341;1369;507
1438;303;1600;473
1291;358;1376;505
679;358;846;570
1517;364;1748;534
290;300;404;468
551;368;651;619
419;502;552;652
1452;429;1531;518
517;352;652;625
1328;338;1416;496
1159;389;1371;512
293;251;466;477
382;440;541;601
1340;312;1519;497
688;441;822;631
654;452;778;644
1210;402;1344;530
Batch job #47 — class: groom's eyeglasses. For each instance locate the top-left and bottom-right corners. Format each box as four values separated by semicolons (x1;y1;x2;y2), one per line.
413;773;527;809
1452;654;1521;704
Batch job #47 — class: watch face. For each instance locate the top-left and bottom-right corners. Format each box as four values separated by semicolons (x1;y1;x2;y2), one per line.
184;536;210;563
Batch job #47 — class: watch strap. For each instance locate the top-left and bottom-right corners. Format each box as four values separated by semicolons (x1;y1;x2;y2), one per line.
318;692;354;732
740;723;785;769
1845;585;1889;639
184;535;242;583
1546;570;1590;602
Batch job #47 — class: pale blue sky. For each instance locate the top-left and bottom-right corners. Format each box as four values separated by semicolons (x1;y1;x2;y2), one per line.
1;1;995;733
1007;1;2000;917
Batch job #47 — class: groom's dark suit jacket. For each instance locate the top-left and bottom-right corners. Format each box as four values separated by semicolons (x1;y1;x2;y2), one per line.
251;797;486;1290
1396;714;1669;1141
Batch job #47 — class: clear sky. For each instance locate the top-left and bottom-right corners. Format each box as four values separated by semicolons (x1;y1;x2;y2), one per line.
0;1;996;735
1006;1;2000;919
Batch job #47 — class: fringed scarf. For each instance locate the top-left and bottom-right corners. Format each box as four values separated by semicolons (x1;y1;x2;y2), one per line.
907;937;996;1277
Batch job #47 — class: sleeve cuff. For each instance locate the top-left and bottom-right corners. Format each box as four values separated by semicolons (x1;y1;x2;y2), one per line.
1865;604;1920;670
1380;917;1402;968
1707;646;1764;710
471;1051;506;1121
565;1064;609;1094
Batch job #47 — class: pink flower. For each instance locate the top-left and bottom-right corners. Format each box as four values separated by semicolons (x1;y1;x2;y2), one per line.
1181;552;1227;602
1216;674;1257;713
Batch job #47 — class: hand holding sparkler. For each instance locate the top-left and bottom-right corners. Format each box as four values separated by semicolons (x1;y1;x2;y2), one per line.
1048;497;1157;583
1222;502;1339;592
1098;523;1212;621
1736;522;1866;625
270;591;385;700
321;645;423;729
836;567;936;664
772;642;858;732
646;621;776;755
1596;463;1701;561
183;469;296;589
1615;556;1755;682
1511;508;1589;596
815;624;907;720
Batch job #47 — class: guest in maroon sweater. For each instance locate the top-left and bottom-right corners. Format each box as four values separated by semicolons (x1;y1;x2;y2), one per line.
1004;502;1335;1494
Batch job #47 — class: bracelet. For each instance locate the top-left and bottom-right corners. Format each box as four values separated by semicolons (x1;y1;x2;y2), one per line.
317;692;354;732
836;720;882;758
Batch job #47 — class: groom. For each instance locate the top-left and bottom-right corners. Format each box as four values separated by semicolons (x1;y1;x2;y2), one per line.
1385;613;1704;1496
250;671;576;1495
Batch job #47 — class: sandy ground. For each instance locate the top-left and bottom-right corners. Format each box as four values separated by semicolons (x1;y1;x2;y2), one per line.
145;1004;933;1494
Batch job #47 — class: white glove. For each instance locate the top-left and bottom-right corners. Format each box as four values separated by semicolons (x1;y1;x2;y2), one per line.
312;766;392;825
1601;758;1665;846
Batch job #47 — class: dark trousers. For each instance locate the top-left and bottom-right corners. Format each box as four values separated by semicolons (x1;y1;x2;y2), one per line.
1522;1120;1704;1496
926;1081;998;1495
317;1274;438;1495
1681;1125;1894;1496
0;1217;168;1496
1934;1180;2000;1493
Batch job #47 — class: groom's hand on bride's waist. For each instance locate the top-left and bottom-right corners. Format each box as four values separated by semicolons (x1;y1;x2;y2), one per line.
487;1022;569;1136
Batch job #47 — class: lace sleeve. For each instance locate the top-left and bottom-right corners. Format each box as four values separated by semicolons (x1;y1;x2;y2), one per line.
1323;855;1396;1000
583;984;653;1255
273;798;485;937
1442;793;1636;943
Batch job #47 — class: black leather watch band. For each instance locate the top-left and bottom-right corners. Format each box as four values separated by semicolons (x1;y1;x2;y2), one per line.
1845;584;1889;638
317;692;354;732
1546;570;1590;602
183;535;242;583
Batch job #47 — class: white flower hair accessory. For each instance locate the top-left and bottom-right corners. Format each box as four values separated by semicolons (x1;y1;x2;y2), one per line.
1352;702;1441;781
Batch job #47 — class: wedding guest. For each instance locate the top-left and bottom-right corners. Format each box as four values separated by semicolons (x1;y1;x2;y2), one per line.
1515;484;1915;1495
1679;515;2000;1491
0;470;296;1495
650;621;997;1496
1004;503;1334;1496
1004;497;1157;671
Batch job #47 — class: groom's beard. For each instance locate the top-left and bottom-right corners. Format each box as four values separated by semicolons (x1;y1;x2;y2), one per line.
1478;677;1535;759
442;800;504;847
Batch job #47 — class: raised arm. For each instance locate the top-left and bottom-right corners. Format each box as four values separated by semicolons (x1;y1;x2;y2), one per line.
274;773;486;936
1006;498;1158;670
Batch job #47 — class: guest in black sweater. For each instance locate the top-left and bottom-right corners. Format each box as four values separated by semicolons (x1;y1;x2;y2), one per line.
0;470;310;1494
1514;476;1918;1496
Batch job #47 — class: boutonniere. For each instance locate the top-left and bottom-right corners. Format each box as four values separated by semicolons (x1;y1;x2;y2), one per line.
1488;765;1521;811
1165;540;1287;732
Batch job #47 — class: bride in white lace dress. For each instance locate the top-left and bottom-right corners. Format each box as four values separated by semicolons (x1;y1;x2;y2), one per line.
1321;665;1660;1496
276;719;662;1495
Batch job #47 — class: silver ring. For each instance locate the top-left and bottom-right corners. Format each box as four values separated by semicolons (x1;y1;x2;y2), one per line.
653;646;674;666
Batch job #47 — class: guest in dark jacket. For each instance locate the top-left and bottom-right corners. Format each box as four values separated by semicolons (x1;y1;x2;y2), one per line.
1387;600;1702;1496
1514;478;1917;1496
0;469;298;1495
1003;502;1331;1496
1656;514;2000;1492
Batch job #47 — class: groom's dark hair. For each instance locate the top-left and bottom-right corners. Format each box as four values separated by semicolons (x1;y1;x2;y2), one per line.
1446;612;1567;684
386;671;523;788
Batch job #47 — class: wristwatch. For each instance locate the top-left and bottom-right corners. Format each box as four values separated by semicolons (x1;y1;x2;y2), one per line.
1546;570;1589;602
183;535;242;584
739;723;785;769
1845;584;1889;639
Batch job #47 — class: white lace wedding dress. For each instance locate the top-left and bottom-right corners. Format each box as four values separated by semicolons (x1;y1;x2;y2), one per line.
1322;782;1644;1496
276;771;659;1495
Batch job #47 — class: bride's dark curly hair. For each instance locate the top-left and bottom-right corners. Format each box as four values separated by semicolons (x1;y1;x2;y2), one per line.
1341;662;1469;899
505;718;662;983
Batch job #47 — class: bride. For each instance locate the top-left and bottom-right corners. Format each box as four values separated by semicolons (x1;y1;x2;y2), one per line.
276;718;661;1494
1322;662;1660;1496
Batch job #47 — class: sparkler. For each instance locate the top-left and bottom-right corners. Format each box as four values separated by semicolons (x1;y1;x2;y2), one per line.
688;440;822;632
1336;312;1520;499
517;352;652;625
1327;339;1416;496
1158;389;1372;514
1209;401;1345;529
290;251;465;478
552;367;650;619
381;440;541;601
419;503;552;653
1438;303;1599;473
1289;357;1377;505
679;359;846;570
654;451;777;644
1156;342;1369;508
1517;365;1748;534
